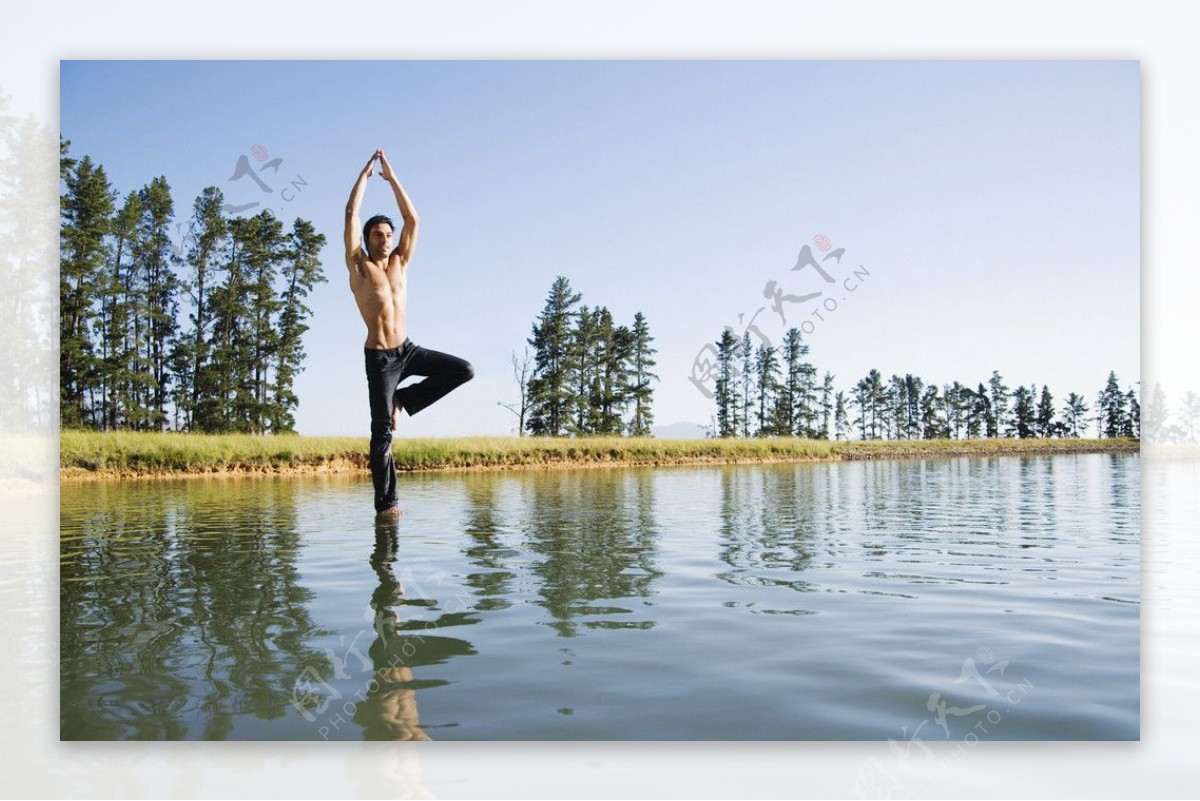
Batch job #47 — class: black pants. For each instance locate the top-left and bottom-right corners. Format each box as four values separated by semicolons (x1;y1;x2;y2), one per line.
364;340;474;512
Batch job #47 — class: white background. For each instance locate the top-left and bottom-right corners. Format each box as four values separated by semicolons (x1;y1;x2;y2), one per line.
2;1;1196;797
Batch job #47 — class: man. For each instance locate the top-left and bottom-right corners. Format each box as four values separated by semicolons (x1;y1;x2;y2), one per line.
346;149;474;516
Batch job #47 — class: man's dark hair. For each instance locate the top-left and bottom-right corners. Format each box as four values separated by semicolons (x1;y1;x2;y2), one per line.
362;214;395;247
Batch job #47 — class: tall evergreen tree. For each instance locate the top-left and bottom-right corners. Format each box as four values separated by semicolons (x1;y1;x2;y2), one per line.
625;311;657;436
887;375;903;440
740;331;754;438
566;304;602;435
1097;371;1128;438
853;369;886;440
901;374;924;439
943;382;971;439
778;328;804;437
270;217;327;433
134;176;178;430
1060;392;1089;438
969;383;991;439
987;371;1010;438
1035;385;1056;438
99;190;146;428
200;215;257;431
754;343;781;436
1008;384;1037;439
241;210;288;433
526;276;581;437
177;186;230;430
1123;385;1140;439
920;384;948;439
819;371;835;440
593;308;632;435
59;154;114;427
714;328;740;438
833;390;850;441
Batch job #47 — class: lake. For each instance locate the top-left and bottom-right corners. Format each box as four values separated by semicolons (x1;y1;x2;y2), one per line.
59;453;1139;741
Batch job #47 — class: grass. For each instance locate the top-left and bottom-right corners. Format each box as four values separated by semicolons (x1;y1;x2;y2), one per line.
59;430;1140;479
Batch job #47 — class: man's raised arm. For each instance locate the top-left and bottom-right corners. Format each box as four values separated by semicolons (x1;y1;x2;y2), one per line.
345;149;380;272
377;150;420;267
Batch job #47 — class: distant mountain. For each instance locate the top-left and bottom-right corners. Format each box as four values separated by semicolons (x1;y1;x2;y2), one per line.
651;421;709;440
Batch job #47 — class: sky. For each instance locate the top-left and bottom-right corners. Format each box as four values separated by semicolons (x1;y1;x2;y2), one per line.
59;60;1140;437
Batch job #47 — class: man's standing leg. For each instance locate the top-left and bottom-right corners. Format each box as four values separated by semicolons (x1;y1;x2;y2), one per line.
394;343;474;420
365;347;404;514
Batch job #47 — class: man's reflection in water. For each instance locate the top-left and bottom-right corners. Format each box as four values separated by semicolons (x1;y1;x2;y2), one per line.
353;519;431;741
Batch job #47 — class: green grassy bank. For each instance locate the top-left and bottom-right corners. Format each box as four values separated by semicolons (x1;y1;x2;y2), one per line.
59;431;1140;480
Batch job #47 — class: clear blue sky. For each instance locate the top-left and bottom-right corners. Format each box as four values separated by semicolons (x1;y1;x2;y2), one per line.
60;60;1139;436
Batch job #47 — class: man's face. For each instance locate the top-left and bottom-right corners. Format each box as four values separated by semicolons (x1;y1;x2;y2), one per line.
367;222;394;258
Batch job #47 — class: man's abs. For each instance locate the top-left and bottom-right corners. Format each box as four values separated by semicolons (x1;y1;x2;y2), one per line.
351;265;408;349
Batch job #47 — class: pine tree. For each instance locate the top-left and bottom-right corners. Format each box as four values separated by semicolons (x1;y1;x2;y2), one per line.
969;383;990;439
739;332;754;438
1060;392;1089;438
593;308;632;436
754;343;781;436
1123;385;1140;439
625;311;657;436
943;382;971;439
987;371;1010;438
526;276;581;437
819;372;835;440
713;328;740;438
901;374;924;439
834;390;850;441
884;374;904;439
853;369;886;440
566;304;602;436
1097;371;1128;438
200;216;257;432
1008;384;1037;439
920;384;948;439
178;187;230;430
134;176;178;430
59;154;114;427
778;328;803;436
271;217;327;433
1035;385;1056;438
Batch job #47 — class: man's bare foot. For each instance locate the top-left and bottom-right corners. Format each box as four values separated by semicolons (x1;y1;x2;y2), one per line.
392;401;403;431
377;506;403;518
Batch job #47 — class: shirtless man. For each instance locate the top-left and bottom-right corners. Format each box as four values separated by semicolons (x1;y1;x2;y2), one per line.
346;149;474;516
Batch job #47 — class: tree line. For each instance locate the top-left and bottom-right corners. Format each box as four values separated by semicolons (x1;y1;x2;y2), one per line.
59;139;327;433
708;326;1139;440
1141;383;1200;443
0;95;55;432
503;276;658;437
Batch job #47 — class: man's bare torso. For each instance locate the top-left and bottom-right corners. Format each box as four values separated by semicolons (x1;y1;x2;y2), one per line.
350;253;408;350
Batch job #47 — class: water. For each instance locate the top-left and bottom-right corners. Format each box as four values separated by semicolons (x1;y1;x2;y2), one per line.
59;453;1139;741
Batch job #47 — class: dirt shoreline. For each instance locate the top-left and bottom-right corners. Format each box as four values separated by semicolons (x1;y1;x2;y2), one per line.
60;441;1140;482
